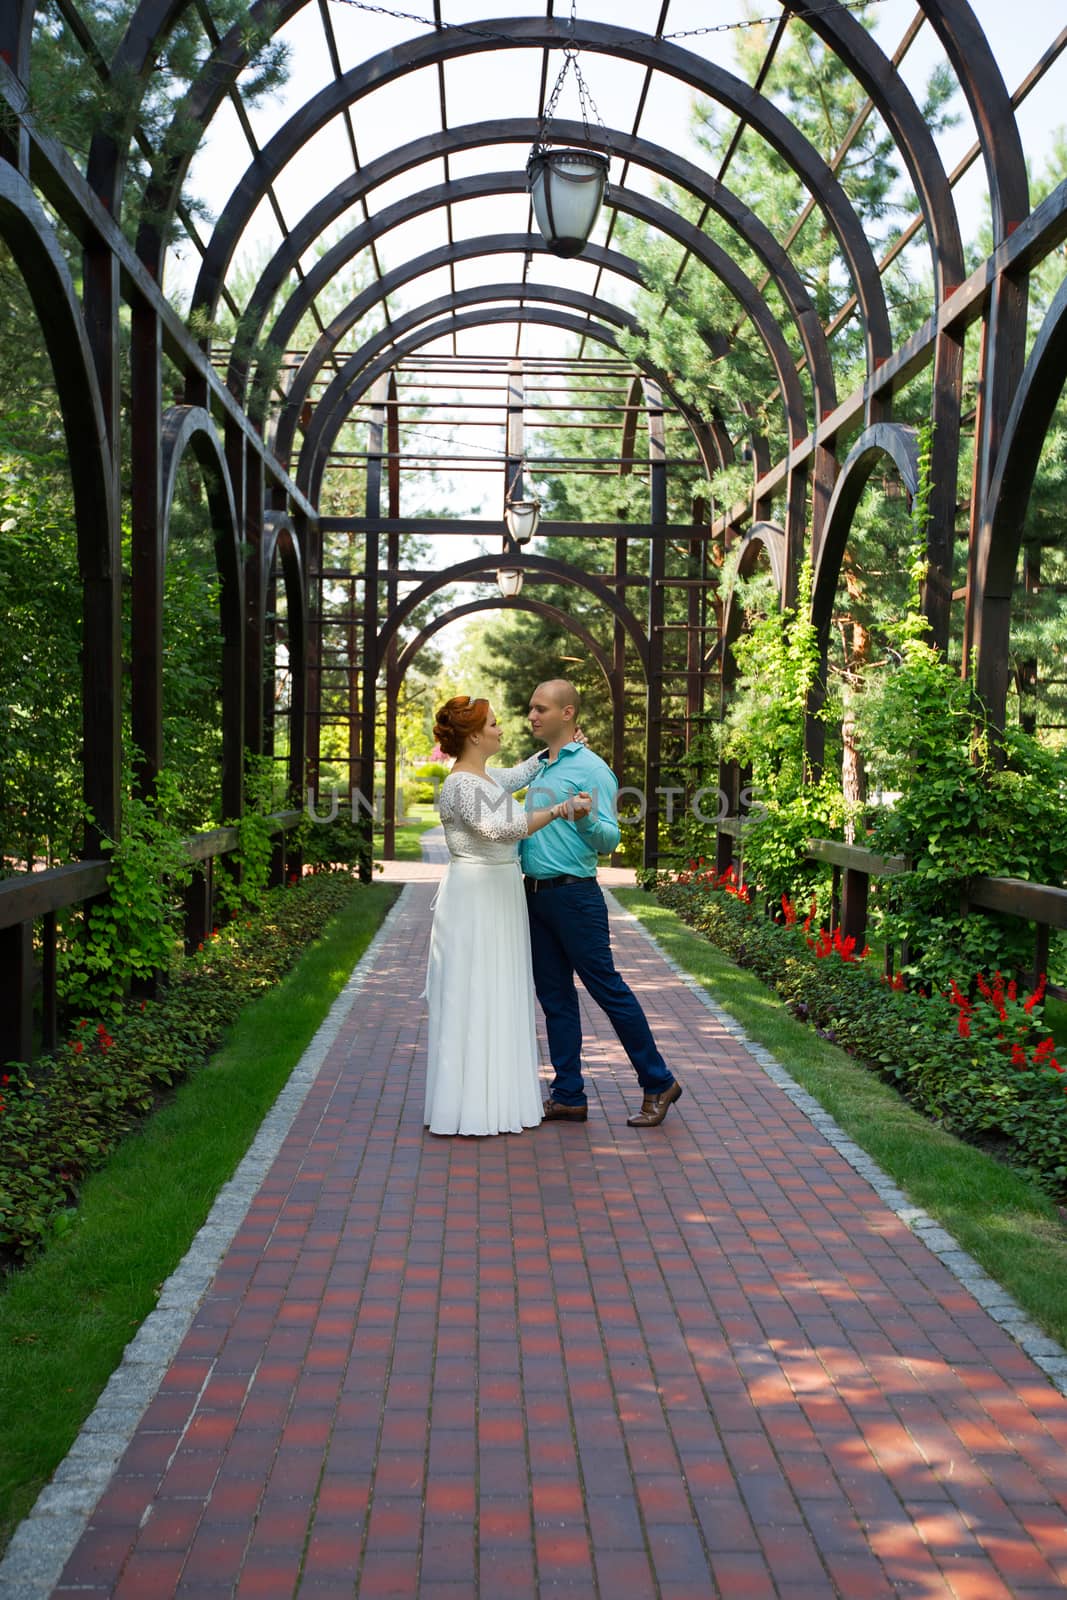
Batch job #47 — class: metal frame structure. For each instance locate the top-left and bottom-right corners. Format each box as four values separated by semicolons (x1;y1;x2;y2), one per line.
0;2;1066;957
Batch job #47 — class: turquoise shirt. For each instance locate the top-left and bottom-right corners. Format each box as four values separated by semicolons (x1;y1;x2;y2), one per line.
520;742;621;878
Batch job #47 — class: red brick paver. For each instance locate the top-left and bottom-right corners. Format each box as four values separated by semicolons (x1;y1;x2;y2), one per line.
55;879;1067;1597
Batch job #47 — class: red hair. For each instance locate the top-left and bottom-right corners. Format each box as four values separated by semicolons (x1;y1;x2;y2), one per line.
433;695;489;759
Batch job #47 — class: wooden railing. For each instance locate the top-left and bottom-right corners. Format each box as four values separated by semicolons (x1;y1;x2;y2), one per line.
0;810;303;1068
716;816;1067;985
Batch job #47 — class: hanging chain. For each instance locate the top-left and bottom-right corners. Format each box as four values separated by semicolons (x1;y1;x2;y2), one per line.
328;0;894;50
532;1;612;154
327;0;893;157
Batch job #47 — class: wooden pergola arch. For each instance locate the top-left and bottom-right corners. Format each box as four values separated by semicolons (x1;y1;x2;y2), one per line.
234;127;838;430
0;0;1062;918
381;596;619;859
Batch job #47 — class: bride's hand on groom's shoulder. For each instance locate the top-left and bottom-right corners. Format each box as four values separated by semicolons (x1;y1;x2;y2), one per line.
573;726;589;746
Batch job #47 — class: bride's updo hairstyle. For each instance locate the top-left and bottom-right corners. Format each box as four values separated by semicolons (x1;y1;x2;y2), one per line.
433;695;490;759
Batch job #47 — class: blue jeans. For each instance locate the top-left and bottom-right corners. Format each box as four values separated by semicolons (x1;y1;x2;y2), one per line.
526;879;675;1106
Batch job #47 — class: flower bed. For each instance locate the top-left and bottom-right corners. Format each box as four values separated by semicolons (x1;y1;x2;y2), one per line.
650;861;1067;1198
0;870;362;1267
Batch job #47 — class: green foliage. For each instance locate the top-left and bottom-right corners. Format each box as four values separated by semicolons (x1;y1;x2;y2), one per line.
853;452;1067;985
0;423;83;872
0;248;235;860
213;754;280;921
714;556;846;897
740;783;846;905
861;645;1067;984
722;556;822;796
0;871;361;1265
293;812;372;875
27;1;289;245
57;768;192;1017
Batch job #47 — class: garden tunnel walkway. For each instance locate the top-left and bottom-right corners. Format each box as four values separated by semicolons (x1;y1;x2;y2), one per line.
6;843;1067;1599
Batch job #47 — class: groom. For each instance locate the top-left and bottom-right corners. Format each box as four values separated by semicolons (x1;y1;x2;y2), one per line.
521;679;683;1128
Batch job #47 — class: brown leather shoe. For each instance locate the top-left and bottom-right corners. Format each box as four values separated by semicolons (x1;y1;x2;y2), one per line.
542;1098;588;1123
626;1080;683;1127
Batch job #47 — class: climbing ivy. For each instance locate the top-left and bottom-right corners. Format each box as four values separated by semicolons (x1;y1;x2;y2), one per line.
857;427;1067;985
58;767;192;1016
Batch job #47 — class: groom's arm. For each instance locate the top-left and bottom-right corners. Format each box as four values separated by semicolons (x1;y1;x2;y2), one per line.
572;759;620;856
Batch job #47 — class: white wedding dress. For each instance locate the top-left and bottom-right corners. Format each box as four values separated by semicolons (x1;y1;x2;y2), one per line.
423;755;545;1136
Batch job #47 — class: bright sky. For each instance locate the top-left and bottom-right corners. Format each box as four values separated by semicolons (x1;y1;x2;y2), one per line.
164;1;1067;586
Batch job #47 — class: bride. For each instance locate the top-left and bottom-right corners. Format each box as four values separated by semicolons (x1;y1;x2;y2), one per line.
424;695;591;1137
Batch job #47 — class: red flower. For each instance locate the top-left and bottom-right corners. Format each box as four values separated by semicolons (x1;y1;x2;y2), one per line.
73;1041;83;1054
1034;1037;1058;1066
781;893;797;927
140;1000;146;1011
1024;973;1047;1015
976;973;993;1002
1;1074;8;1086
957;1012;971;1039
890;972;906;992
1011;1044;1027;1067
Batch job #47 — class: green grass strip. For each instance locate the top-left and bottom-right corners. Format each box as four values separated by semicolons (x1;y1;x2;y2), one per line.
614;888;1067;1352
0;880;399;1553
374;803;439;862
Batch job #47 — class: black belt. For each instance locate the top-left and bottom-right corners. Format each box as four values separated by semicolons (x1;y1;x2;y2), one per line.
524;873;592;892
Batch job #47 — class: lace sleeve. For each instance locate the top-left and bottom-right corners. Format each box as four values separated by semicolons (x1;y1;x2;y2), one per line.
490;752;545;793
444;775;530;842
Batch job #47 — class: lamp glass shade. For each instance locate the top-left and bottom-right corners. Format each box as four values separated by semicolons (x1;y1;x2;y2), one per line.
504;498;540;544
526;147;609;259
496;568;524;598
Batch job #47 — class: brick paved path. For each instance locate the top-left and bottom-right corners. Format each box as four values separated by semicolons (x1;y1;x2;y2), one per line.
51;875;1067;1598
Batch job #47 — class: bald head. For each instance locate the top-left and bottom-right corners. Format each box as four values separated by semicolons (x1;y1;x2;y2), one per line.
529;679;581;756
537;679;581;721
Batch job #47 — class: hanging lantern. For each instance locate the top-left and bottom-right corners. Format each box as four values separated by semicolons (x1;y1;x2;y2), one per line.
526;13;611;260
497;568;524;598
504;496;541;545
526;147;609;259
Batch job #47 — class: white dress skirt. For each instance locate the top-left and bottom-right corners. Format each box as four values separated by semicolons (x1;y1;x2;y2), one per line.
424;759;545;1136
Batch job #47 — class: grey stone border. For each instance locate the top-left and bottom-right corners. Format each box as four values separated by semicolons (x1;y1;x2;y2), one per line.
605;889;1067;1398
0;886;411;1600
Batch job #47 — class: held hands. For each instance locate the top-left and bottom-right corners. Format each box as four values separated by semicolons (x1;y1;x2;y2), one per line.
552;791;593;822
